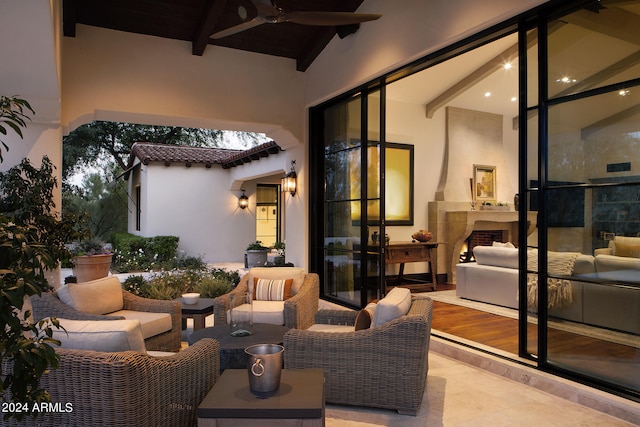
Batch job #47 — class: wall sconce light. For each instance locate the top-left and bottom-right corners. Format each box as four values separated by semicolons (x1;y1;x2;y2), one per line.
238;190;249;209
282;160;297;196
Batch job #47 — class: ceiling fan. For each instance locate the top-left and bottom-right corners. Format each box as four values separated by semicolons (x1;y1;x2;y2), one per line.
211;0;382;39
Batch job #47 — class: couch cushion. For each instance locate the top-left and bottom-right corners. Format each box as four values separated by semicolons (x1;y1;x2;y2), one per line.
57;276;124;315
594;254;640;274
492;241;515;248
307;324;355;333
372;287;411;328
248;267;305;295
473;246;518;269
254;277;293;301
111;310;172;339
225;301;285;325
51;318;146;352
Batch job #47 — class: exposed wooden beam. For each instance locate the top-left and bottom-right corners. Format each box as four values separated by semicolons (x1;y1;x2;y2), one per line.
581;103;640;140
562;6;640;46
425;28;546;118
62;0;78;37
192;0;228;56
512;50;640;129
297;28;336;72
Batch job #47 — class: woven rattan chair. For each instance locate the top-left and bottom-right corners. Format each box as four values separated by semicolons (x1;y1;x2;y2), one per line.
213;268;319;330
2;338;220;427
283;296;433;415
31;290;182;352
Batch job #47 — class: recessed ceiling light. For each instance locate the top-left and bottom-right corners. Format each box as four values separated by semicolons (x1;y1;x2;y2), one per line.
484;92;491;98
504;62;513;70
556;76;577;84
618;89;630;96
511;97;517;102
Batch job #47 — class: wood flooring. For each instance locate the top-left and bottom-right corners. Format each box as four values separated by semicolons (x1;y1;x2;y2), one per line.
430;291;640;391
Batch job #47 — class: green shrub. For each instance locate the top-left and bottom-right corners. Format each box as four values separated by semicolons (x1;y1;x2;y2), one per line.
122;268;238;300
111;233;194;273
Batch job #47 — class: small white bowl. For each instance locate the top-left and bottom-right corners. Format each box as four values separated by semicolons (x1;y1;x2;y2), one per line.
182;292;200;305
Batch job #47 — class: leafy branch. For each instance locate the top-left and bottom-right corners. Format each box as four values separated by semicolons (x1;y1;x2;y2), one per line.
0;95;35;163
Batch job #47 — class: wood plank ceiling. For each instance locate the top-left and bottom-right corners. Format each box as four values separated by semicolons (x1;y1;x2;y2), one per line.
62;0;369;72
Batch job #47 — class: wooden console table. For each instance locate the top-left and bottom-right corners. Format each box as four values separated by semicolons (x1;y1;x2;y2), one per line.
385;241;439;292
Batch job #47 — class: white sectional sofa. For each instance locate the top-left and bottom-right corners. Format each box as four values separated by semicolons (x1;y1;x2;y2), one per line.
456;244;640;334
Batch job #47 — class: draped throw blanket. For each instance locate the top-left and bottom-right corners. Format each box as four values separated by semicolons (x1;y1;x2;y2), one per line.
526;249;578;309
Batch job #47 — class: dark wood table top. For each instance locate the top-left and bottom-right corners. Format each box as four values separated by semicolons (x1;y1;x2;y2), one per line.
197;368;324;419
174;297;215;314
188;323;290;349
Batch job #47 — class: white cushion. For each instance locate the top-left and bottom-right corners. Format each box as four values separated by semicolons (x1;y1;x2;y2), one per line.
248;267;306;295
372;287;412;328
57;276;124;315
225;301;285;326
111;310;172;339
307;324;355;333
473;246;519;269
51;318;146;352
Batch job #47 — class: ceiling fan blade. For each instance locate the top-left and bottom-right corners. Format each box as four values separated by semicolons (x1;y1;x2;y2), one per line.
283;11;381;26
210;18;265;39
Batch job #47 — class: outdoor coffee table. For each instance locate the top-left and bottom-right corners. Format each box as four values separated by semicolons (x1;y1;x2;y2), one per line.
197;368;325;427
175;297;215;331
188;323;290;371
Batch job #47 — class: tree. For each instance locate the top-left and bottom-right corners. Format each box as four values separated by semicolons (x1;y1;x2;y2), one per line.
63;171;128;242
0;95;34;162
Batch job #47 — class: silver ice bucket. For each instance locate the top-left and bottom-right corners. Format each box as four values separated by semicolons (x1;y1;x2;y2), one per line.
245;344;284;398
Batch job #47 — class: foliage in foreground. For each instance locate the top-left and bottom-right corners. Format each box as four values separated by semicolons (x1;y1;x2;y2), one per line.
122;268;240;300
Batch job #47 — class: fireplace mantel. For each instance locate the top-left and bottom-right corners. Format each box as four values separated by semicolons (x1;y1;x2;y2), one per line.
446;210;537;282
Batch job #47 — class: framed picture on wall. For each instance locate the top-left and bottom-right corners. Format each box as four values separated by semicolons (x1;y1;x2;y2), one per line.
473;164;496;202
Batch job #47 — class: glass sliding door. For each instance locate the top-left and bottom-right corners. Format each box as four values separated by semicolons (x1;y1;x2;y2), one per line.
539;0;640;393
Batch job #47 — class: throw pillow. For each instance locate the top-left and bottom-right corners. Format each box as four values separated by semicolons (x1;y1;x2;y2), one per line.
354;302;377;331
371;287;412;328
57;276;124;315
492;241;515;248
614;242;640;258
253;277;293;301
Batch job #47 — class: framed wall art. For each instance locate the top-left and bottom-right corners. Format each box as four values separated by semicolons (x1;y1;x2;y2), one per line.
473;164;496;202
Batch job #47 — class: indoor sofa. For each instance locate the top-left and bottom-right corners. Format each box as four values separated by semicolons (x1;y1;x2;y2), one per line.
456;244;640;334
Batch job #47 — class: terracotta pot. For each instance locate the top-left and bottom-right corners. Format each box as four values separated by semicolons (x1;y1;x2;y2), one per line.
73;254;112;283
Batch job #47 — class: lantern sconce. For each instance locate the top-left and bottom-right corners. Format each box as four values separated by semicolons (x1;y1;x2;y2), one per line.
282;160;297;196
238;189;249;209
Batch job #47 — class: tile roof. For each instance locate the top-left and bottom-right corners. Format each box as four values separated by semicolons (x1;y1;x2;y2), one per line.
123;140;282;179
130;140;281;166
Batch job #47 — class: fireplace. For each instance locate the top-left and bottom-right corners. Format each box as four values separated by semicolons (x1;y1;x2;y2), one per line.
459;230;507;263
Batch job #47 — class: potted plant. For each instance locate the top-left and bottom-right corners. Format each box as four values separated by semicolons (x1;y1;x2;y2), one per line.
273;241;286;265
71;237;113;282
245;240;269;268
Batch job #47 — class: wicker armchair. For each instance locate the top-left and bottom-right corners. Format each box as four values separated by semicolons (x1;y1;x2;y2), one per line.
213;268;319;330
31;290;182;352
3;338;220;427
283;297;433;415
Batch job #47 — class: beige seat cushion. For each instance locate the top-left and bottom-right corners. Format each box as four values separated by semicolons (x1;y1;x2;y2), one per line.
57;276;123;315
51;318;146;352
226;301;285;325
307;324;355;333
372;287;412;328
248;267;306;295
111;310;172;339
